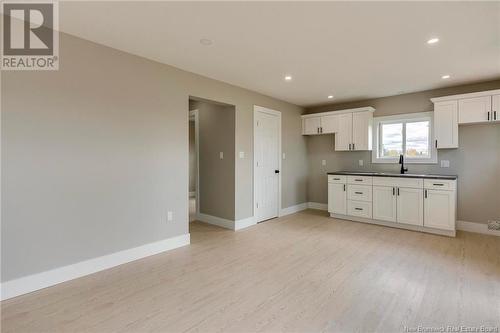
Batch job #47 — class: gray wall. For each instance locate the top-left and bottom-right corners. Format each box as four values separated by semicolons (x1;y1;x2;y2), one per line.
1;33;308;282
306;80;500;224
191;100;235;220
189;121;196;193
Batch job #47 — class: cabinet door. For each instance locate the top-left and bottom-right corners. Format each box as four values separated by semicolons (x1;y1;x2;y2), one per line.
352;111;373;151
396;187;423;226
303;117;321;135
424;189;455;230
372;186;397;222
434;101;458;148
492;94;500;122
328;183;346;215
334;113;352;151
458;96;492;124
321;114;338;134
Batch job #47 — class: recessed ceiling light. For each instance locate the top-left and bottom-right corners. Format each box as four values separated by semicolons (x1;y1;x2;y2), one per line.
328;95;334;99
200;38;213;46
284;75;292;81
441;74;450;79
427;38;439;44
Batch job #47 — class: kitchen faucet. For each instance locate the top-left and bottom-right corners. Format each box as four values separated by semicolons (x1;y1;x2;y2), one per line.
399;154;408;174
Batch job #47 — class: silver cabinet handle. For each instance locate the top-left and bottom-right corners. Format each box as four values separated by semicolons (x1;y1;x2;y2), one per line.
488;112;490;121
397;188;400;196
352;143;355;150
425;189;428;198
355;191;363;194
354;179;363;182
392;187;395;196
333;178;340;180
433;183;444;186
343;184;346;191
354;208;363;211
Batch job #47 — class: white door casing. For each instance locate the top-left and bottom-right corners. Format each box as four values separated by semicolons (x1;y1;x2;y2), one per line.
254;106;281;223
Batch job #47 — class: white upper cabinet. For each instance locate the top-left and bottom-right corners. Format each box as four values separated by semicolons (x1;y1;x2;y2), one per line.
301;107;374;152
334;113;352;151
431;89;500;148
458;96;492;124
303;117;321;135
434;100;458;149
321;114;339;134
352;111;373;151
492;94;500;122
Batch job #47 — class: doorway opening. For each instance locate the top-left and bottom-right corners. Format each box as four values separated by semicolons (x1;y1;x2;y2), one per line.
188;97;236;229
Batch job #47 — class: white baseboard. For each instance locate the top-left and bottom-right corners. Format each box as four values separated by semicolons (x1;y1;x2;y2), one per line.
235;216;256;230
308;202;328;211
457;220;500;236
280;202;308;216
0;233;190;301
196;213;234;230
197;213;256;231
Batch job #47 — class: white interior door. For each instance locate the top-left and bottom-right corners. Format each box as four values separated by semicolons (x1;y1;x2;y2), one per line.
254;107;281;223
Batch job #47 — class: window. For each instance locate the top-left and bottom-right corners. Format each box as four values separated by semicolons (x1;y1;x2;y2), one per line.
372;112;437;164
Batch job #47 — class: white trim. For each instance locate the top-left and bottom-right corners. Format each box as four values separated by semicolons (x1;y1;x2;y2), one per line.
308;202;328;211
372;111;437;164
196;213;234;230
189;110;200;217
457;220;500;236
0;233;190;301
430;89;500;103
234;217;257;230
196;213;256;231
253;105;282;224
301;106;375;119
330;213;455;237
280;203;308;216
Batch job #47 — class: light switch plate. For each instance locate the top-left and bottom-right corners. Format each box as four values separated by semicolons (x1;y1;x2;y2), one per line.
440;160;450;168
282;153;286;160
219;152;224;160
322;160;327;166
167;211;173;222
239;151;245;159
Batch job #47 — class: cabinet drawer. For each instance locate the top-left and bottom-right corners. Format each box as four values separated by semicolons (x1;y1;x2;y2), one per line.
372;177;423;189
347;185;372;202
347;176;372;185
424;179;456;191
347;200;372;218
328;175;347;183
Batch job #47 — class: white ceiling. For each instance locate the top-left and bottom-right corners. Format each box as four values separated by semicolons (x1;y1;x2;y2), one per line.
59;1;500;107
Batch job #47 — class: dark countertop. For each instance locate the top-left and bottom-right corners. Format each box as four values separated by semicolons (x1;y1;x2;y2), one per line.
327;171;457;180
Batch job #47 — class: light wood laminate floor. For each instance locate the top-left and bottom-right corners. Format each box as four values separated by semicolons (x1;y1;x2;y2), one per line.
2;210;500;332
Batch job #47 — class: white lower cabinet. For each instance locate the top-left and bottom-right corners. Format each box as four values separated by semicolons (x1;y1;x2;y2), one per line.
329;175;456;236
372;186;397;222
328;182;346;215
396;187;423;226
424;189;456;231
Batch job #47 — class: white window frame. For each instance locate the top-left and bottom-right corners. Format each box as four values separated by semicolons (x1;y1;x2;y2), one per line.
372;112;437;164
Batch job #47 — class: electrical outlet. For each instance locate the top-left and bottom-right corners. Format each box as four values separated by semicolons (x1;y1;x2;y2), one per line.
359;160;364;166
219;152;224;160
167;211;173;222
282;153;286;160
440;160;450;168
239;151;245;159
322;159;326;166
